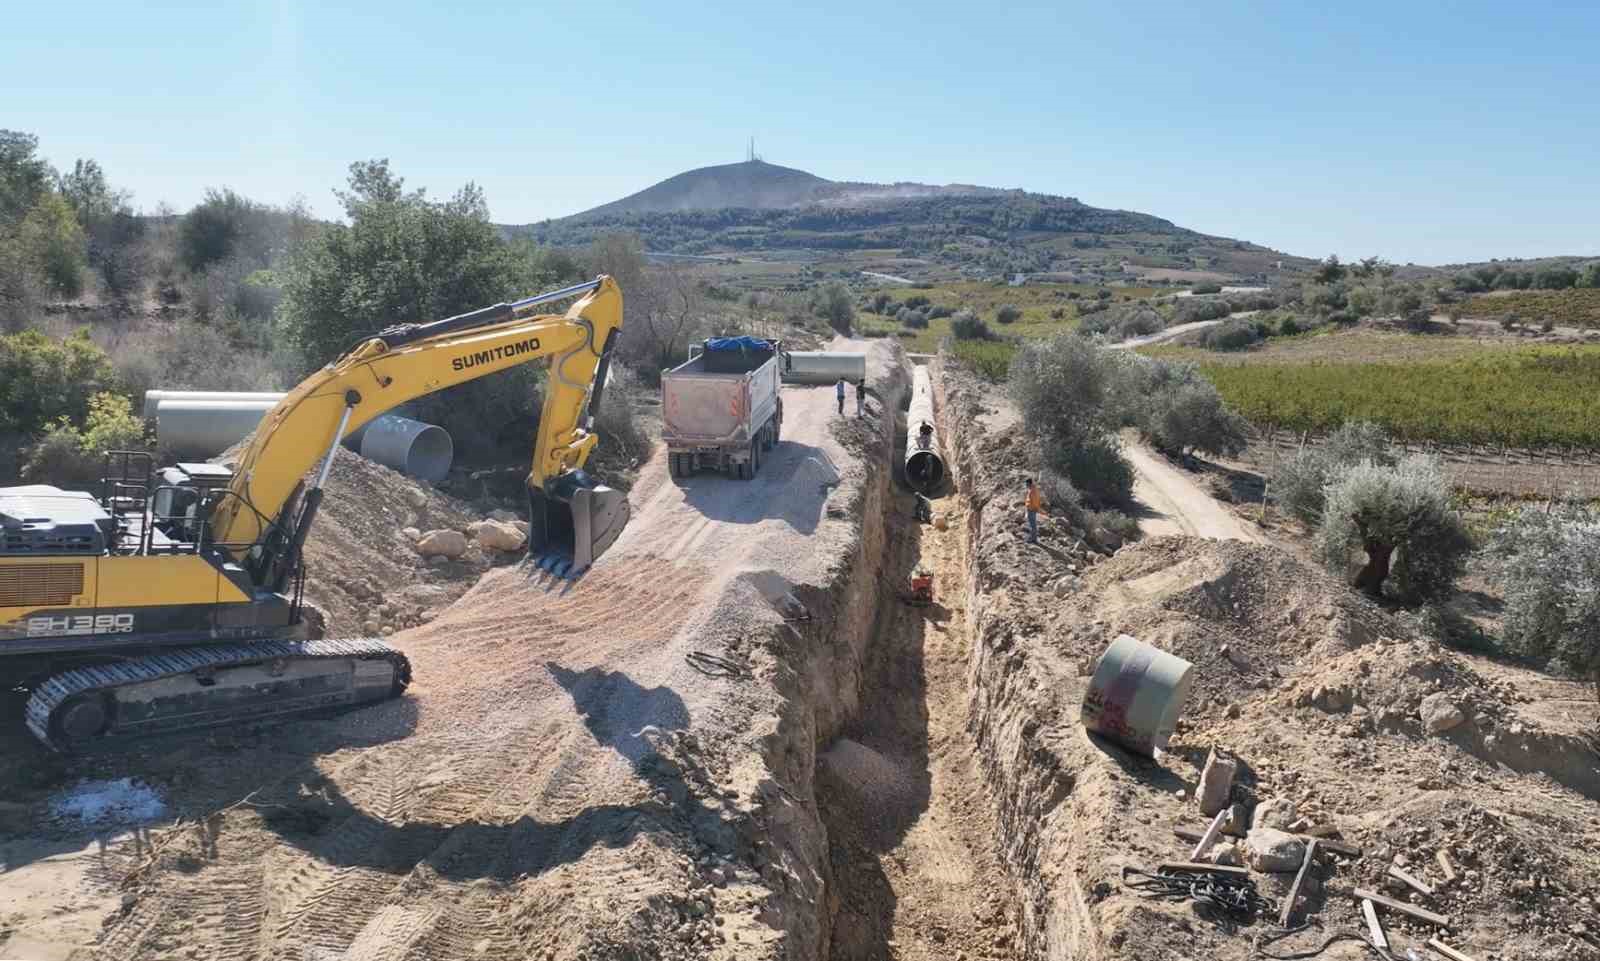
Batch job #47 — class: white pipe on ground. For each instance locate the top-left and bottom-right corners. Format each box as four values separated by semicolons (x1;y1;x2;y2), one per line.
905;365;945;492
1081;634;1194;757
151;391;454;481
781;351;867;385
156;399;278;454
143;390;286;420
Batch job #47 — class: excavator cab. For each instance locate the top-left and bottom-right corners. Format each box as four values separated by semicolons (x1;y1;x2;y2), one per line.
528;469;630;578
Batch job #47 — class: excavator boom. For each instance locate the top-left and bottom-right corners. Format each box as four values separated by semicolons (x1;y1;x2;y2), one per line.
2;277;630;750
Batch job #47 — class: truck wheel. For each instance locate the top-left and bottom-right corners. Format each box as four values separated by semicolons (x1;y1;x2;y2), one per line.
668;453;680;477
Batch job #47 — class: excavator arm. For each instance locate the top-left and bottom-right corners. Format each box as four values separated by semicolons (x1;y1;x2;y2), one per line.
210;276;628;582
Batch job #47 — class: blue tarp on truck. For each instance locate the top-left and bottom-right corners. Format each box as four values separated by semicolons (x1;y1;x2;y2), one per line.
703;336;776;353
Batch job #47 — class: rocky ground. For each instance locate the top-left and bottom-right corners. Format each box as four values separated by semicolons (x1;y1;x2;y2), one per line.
932;355;1600;961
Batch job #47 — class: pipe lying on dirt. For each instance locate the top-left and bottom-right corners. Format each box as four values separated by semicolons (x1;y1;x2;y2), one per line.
156;399;279;455
905;365;945;492
356;415;454;482
782;351;867;385
154;392;454;480
1082;633;1194;757
143;389;286;420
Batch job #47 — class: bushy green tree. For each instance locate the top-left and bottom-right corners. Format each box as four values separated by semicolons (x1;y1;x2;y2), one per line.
1489;504;1600;702
1008;334;1134;502
278;160;533;460
178;188;277;273
1270;420;1393;524
995;303;1022;324
812;281;854;334
950;309;992;341
1315;455;1471;602
23;391;146;487
18;193;86;297
0;130;54;224
0;329;114;435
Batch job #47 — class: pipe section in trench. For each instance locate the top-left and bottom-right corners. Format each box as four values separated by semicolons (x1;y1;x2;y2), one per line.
905;365;945;492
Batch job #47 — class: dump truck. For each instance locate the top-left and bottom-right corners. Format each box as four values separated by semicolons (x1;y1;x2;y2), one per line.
663;337;783;480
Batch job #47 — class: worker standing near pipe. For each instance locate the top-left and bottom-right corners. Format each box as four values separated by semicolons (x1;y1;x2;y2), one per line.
835;378;846;417
1024;478;1043;543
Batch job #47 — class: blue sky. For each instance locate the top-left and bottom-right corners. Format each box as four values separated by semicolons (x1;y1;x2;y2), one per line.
6;0;1596;265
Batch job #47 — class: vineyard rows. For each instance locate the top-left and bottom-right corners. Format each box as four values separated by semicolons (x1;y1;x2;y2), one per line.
1195;347;1600;448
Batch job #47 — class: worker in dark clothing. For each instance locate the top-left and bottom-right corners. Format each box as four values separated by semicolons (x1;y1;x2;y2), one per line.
856;380;867;417
835;378;846;416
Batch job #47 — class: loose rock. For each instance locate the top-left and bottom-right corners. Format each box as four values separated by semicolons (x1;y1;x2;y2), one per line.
415;529;469;558
1244;828;1307;873
1420;692;1466;734
1197;748;1238;816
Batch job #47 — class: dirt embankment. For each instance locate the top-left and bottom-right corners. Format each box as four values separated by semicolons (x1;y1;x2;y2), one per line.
3;341;915;961
931;357;1600;961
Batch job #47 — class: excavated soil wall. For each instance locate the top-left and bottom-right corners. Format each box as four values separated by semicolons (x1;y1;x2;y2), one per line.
930;356;1111;960
742;355;908;960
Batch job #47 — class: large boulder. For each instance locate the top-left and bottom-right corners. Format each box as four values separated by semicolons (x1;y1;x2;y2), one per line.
469;520;526;552
1243;829;1306;873
415;529;468;559
1196;748;1238;817
1419;692;1466;734
1251;796;1298;832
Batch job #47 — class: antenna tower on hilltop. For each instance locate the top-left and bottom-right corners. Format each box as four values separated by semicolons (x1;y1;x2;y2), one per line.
746;137;761;163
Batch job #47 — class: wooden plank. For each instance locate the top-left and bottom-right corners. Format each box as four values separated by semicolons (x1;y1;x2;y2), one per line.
1317;839;1363;858
1435;850;1458;885
1173;825;1205;844
1190;809;1228;861
1361;899;1389;951
1301;823;1338;838
1427;938;1478;961
1353;888;1451;928
1279;839;1318;927
1159;862;1248;876
1388;863;1435;897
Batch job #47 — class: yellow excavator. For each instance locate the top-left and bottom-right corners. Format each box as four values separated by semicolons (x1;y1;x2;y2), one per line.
1;276;630;751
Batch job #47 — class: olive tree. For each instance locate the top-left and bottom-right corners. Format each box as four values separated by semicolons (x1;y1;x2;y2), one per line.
1270;421;1394;524
1008;334;1134;502
1315;455;1471;602
1488;505;1600;704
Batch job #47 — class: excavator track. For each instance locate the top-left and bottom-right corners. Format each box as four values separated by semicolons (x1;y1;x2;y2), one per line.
24;638;411;752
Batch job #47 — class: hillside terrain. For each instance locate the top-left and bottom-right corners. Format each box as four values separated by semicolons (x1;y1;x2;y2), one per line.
510;159;1310;284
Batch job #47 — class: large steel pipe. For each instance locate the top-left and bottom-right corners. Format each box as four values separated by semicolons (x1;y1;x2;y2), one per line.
156;399;278;454
781;351;867;385
153;391;453;481
905;365;945;492
143;390;285;420
358;415;453;482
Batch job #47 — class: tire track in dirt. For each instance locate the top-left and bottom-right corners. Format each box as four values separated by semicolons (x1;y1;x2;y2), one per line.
94;380;856;961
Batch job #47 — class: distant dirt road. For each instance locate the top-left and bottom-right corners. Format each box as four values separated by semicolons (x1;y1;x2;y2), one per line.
1124;443;1262;543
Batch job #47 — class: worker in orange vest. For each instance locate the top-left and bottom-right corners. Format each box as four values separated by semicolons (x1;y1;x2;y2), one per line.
1023;478;1042;543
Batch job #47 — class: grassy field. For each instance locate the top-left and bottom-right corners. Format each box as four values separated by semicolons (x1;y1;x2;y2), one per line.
1456;288;1600;329
859;280;1160;353
1150;334;1600;447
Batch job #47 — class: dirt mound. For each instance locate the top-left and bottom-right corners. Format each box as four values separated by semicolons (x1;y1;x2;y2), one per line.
300;453;495;636
930;354;1600;961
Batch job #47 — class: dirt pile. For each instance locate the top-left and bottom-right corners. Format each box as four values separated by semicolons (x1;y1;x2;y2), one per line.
298;453;499;636
930;355;1600;961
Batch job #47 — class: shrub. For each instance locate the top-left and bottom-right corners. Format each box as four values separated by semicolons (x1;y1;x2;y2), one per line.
1280;316;1301;336
1191;283;1222;295
995;303;1022;324
0;328;115;435
814;281;854;335
950;309;993;341
900;308;929;329
1175;297;1232;324
1315;455;1471;602
1269;420;1393;524
1146;381;1248;458
949;339;1015;381
591;364;647;463
903;294;931;311
1049;307;1066;319
23;392;146;488
1489;504;1600;701
927;304;953;319
1008;334;1134;502
869;291;892;313
18;193;86;298
1200;317;1262;351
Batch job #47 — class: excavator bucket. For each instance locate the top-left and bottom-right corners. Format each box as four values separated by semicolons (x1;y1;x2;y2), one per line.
528;470;630;578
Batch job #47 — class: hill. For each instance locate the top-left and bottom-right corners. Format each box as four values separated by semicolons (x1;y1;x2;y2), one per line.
515;160;1310;285
574;159;836;217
